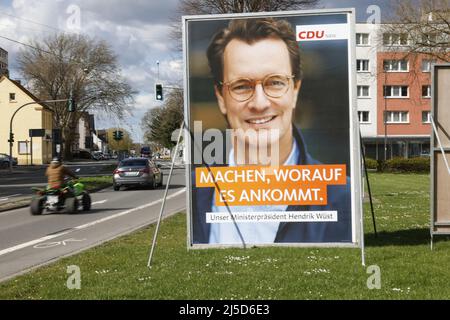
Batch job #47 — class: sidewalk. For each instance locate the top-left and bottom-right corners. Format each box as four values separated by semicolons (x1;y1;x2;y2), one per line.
0;165;47;176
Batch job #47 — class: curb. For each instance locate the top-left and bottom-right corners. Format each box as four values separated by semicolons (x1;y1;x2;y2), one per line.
0;198;32;213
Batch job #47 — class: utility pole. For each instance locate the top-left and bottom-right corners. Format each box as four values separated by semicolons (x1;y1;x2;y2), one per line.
156;60;160;82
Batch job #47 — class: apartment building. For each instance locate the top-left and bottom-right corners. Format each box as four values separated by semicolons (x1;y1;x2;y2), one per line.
75;112;95;153
0;47;8;77
377;51;434;159
355;23;443;160
355;24;378;153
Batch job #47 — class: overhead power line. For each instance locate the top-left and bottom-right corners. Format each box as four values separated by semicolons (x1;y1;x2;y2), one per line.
0;34;53;55
0;34;89;68
0;11;67;34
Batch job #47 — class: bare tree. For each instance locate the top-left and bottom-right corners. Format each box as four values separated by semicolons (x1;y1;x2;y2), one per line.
17;33;136;160
170;0;320;51
179;0;319;14
383;0;450;62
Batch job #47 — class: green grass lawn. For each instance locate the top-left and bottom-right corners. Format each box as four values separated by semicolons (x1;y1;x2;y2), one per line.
79;176;112;192
1;173;449;299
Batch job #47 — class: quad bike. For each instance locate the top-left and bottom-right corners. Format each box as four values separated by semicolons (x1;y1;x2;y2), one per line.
30;179;91;215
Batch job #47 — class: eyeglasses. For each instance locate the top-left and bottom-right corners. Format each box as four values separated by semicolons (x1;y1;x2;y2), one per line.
220;74;295;102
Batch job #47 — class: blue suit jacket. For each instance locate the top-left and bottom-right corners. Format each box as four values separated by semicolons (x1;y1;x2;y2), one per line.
192;126;352;244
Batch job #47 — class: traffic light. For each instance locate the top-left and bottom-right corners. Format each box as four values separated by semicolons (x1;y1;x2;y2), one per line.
155;83;163;101
52;129;62;144
113;130;123;141
8;132;14;144
68;96;76;112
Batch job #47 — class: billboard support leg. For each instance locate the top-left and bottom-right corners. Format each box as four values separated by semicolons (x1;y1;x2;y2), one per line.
360;133;377;238
147;121;185;269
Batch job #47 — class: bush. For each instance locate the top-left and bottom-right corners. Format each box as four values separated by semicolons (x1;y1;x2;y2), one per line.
377;160;387;172
364;158;378;170
384;157;430;173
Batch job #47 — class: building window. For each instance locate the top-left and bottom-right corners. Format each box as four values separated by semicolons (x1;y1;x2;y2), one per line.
422;111;431;123
421;33;438;45
422;85;431;98
357;85;370;98
356;33;369;45
422;59;436;72
384;86;409;98
358;111;370;123
383;59;409;72
384;111;409;123
357;59;369;72
383;33;408;46
9;93;16;101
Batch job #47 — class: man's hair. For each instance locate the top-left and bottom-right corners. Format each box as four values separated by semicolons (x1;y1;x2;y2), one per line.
206;18;302;87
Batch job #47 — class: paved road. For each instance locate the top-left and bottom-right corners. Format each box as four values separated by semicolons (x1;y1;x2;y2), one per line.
0;161;117;199
0;165;187;282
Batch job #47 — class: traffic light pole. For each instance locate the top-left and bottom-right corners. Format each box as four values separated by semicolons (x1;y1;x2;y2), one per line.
8;99;69;173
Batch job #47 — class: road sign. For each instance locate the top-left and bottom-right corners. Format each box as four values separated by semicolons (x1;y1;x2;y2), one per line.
29;129;46;137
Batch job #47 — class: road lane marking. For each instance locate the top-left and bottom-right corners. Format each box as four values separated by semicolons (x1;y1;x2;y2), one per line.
0;188;186;257
33;238;87;249
92;200;108;205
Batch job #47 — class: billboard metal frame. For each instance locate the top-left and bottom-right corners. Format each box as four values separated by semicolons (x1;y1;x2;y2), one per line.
430;63;450;249
183;8;363;253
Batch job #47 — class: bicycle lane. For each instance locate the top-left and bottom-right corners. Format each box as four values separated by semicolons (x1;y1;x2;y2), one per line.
0;187;186;282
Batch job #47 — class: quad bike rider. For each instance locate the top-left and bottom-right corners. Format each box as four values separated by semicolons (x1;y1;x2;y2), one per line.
46;157;78;192
30;158;91;215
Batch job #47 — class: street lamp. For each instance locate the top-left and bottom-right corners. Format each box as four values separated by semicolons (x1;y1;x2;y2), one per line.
156;60;160;82
8;98;71;172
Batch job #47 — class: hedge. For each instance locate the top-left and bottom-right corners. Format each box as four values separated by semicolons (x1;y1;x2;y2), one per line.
363;158;378;170
377;157;430;173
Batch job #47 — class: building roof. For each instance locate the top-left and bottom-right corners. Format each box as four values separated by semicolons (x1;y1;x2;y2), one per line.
0;75;50;110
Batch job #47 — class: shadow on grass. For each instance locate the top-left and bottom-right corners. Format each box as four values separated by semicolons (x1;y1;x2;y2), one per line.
365;228;450;247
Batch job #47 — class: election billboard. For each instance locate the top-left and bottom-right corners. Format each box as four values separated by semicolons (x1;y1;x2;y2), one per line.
183;9;362;248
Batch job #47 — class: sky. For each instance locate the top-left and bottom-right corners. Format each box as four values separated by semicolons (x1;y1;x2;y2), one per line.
0;0;393;143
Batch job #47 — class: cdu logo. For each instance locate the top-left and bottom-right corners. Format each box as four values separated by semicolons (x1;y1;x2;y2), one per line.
296;24;349;42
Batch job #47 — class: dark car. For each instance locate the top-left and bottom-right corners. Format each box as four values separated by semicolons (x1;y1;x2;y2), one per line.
0;153;18;169
77;150;93;159
113;157;163;191
140;146;152;158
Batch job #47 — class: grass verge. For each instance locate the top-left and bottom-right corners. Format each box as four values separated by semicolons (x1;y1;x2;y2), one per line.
0;173;449;299
78;176;113;192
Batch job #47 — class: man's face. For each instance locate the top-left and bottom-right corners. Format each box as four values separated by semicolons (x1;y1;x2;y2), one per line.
215;37;301;150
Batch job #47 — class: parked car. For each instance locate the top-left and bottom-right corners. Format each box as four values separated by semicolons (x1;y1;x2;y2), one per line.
113;157;163;191
0;153;18;169
91;151;106;161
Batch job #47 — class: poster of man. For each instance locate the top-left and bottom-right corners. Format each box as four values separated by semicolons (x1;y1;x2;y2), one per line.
183;9;362;248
